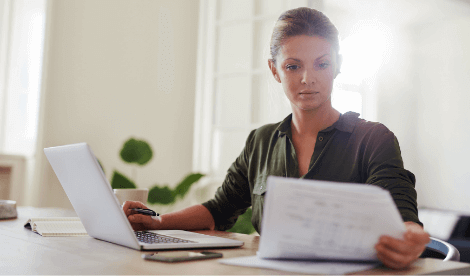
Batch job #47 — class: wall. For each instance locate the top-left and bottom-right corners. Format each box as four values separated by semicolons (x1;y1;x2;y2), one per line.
376;16;470;212
33;0;199;209
374;30;420;190
412;16;470;212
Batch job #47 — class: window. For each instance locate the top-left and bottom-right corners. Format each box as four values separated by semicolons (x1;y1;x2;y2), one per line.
332;21;393;121
0;0;47;156
193;0;372;194
332;88;362;115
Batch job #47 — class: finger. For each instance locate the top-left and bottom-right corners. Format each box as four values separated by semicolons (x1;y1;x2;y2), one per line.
376;250;408;270
378;236;412;255
377;251;401;269
375;243;415;268
404;230;431;245
126;200;149;209
402;234;429;257
130;223;146;231
379;235;426;258
128;214;154;224
122;201;148;216
404;222;431;243
122;201;133;215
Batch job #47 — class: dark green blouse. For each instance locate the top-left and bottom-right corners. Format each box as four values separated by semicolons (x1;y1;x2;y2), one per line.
202;112;421;234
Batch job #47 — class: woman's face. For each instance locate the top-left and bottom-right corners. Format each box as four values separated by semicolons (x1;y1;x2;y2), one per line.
269;35;339;113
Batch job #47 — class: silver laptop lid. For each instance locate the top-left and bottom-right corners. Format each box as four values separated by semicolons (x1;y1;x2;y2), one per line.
44;143;141;249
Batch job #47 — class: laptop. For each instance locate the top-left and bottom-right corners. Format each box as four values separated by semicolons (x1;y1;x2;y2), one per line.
44;142;244;250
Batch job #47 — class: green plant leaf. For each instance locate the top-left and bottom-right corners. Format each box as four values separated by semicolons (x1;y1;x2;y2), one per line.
120;138;153;166
148;185;176;205
226;208;256;235
173;173;205;199
111;171;137;189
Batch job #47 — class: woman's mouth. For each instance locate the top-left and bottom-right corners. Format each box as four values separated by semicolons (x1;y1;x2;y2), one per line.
299;90;318;95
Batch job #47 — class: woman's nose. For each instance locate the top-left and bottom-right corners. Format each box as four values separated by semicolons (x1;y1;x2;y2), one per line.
301;68;317;84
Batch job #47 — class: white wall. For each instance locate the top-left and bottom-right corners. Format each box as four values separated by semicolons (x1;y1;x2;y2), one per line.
374;30;419;187
33;0;199;209
412;16;470;212
376;16;470;212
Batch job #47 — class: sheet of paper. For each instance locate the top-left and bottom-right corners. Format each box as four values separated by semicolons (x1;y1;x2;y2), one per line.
258;176;406;261
219;255;378;275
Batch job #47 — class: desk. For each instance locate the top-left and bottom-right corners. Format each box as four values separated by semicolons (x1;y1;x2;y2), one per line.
1;207;469;275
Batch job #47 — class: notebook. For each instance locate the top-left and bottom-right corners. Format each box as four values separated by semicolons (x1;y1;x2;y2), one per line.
44;143;244;250
24;217;88;237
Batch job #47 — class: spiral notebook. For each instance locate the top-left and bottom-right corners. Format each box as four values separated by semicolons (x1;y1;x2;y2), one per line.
24;217;88;237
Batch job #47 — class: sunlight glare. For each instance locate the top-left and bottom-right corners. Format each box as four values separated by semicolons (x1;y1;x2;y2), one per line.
338;21;392;84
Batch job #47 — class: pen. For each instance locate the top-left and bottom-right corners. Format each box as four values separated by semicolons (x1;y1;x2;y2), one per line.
131;208;159;217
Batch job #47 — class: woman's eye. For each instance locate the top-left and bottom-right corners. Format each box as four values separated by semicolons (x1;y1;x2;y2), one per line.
286;65;299;70
318;62;330;69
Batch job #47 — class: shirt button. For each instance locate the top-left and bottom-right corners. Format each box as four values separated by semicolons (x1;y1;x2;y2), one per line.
318;136;324;141
260;185;263;190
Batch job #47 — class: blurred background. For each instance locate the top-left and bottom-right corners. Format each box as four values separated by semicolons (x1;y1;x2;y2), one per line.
0;0;469;218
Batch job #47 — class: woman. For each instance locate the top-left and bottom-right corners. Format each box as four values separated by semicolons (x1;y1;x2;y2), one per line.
123;7;429;269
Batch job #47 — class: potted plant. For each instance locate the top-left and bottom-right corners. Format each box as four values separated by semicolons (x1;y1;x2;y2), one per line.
108;137;255;234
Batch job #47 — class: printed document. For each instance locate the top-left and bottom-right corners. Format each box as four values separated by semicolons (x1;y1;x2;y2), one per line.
258;176;406;261
219;255;378;275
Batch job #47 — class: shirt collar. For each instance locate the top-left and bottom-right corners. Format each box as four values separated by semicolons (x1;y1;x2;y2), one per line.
325;111;359;133
275;111;360;137
276;114;293;137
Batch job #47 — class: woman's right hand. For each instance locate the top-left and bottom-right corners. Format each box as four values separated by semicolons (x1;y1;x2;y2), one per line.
122;201;161;231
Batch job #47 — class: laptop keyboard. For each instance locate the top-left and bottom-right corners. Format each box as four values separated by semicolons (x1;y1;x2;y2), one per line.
135;231;197;244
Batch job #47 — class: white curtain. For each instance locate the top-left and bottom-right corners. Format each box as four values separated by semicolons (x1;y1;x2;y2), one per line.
0;0;47;156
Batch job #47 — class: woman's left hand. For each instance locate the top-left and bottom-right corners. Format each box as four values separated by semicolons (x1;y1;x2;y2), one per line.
375;221;430;269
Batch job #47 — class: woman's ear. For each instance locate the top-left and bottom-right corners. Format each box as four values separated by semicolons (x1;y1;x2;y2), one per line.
335;54;342;78
268;59;281;83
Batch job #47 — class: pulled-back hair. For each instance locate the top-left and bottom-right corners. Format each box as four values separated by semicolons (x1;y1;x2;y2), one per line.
270;7;340;64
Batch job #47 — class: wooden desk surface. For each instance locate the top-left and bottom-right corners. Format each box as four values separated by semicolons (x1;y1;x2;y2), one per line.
1;207;469;275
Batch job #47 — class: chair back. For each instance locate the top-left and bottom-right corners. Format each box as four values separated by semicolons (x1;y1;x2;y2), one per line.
422;237;460;262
